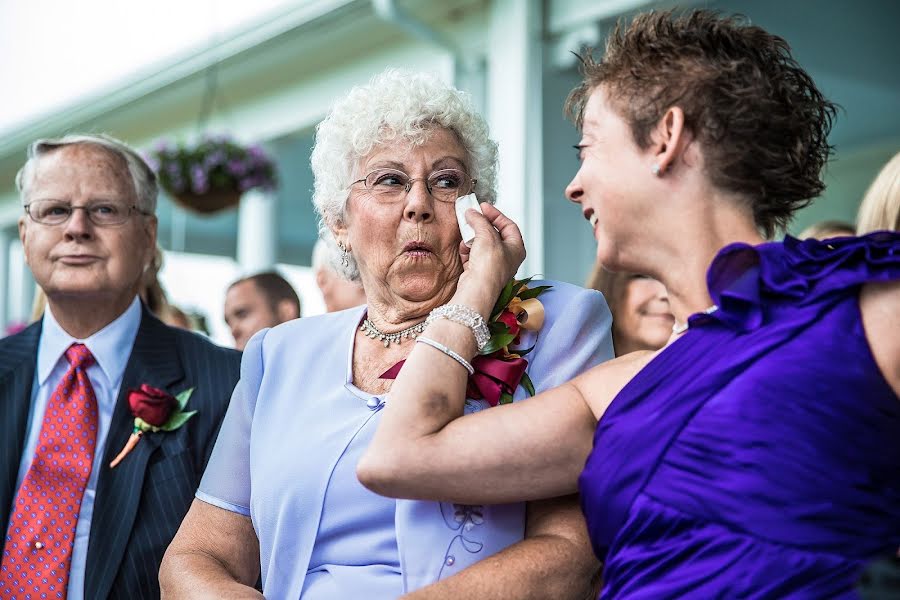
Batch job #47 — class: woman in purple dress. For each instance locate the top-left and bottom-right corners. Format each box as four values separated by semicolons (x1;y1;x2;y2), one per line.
359;10;900;598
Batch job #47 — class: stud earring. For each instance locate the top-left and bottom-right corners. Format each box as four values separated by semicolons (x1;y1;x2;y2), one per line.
651;164;662;176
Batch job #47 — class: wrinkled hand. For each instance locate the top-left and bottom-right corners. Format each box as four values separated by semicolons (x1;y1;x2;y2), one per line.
454;203;526;315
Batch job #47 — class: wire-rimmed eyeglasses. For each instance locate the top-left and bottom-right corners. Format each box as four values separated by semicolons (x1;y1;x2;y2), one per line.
24;200;151;227
350;168;476;203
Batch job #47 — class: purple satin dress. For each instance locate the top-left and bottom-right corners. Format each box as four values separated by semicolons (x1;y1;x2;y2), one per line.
580;232;900;598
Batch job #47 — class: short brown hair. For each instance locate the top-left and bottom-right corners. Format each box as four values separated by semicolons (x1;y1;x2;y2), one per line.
566;10;837;238
231;271;301;316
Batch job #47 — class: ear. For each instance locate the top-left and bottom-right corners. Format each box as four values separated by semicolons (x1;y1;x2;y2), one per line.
330;219;351;252
650;106;690;175
315;267;329;290
18;216;30;266
142;215;158;268
276;298;300;321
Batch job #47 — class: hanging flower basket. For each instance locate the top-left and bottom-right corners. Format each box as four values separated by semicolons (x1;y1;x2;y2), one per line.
146;134;278;215
171;188;242;214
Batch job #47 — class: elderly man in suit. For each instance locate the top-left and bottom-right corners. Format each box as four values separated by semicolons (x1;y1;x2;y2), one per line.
0;134;241;599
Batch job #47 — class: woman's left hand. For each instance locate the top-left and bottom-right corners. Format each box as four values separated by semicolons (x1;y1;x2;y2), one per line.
453;203;526;315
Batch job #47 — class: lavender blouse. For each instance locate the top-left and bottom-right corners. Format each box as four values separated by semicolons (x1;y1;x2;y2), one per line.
198;279;614;598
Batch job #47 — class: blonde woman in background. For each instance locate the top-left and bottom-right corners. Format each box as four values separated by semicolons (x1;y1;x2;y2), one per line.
797;219;855;240
585;263;673;356
857;151;900;233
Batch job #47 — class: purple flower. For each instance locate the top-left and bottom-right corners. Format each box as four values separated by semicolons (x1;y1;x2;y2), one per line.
143;155;160;172
204;150;227;168
227;159;247;176
248;144;267;160
153;138;173;153
150;134;276;195
191;166;209;194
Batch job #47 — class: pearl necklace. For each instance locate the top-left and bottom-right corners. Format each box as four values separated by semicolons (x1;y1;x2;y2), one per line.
672;304;719;335
360;317;427;347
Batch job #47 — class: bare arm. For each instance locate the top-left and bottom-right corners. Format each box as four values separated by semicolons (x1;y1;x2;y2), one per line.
359;203;653;504
860;280;900;396
160;499;262;599
404;496;601;600
360;341;650;504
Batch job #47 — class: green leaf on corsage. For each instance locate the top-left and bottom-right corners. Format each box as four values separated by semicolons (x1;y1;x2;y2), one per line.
480;332;517;356
161;410;198;432
520;372;536;396
175;387;195;411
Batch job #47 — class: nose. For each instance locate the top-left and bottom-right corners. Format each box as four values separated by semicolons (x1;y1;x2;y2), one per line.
63;206;95;241
650;279;669;302
403;179;434;223
565;170;584;204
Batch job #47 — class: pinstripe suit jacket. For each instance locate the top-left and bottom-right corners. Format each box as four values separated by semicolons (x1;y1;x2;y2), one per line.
0;305;241;599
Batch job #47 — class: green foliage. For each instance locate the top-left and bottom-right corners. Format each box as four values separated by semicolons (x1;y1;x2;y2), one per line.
161;410;198;432
175;387;195;411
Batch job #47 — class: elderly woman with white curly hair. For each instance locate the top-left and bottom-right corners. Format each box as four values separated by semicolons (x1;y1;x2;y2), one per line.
160;69;614;599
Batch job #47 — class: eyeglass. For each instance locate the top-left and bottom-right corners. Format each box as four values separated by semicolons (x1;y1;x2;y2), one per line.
24;200;151;227
350;168;476;203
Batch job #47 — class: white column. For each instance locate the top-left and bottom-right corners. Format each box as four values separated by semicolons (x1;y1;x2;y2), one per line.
0;228;11;329
237;189;278;273
486;0;544;277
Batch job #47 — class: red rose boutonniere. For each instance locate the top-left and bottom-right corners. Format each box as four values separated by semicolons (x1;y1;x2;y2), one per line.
109;384;197;468
467;277;551;406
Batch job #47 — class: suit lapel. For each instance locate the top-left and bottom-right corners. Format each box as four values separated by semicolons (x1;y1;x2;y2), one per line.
0;322;41;543
85;308;184;600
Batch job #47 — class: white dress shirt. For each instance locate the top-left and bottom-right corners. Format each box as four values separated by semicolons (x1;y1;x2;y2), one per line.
15;296;141;600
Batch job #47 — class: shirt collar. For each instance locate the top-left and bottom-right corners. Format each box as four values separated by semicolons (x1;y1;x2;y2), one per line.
37;296;142;387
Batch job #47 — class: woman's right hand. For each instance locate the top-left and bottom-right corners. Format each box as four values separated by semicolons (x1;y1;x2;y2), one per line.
453;203;526;315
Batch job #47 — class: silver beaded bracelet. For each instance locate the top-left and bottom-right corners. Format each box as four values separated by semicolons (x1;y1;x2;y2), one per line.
416;337;475;375
426;304;490;353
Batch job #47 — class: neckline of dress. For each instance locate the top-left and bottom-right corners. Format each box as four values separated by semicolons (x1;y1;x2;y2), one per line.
672;304;719;335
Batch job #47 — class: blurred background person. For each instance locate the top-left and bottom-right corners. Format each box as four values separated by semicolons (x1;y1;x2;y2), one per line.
586;263;673;356
312;237;367;312
798;219;856;240
223;270;301;350
857;150;900;234
161;304;195;331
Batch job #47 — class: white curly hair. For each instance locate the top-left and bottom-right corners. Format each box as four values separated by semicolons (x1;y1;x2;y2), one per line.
310;69;498;280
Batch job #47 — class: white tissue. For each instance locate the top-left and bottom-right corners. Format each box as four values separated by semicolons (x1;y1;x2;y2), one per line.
455;193;482;247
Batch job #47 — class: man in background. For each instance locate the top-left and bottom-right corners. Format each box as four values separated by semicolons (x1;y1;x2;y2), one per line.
0;133;241;599
224;271;300;350
312;238;366;313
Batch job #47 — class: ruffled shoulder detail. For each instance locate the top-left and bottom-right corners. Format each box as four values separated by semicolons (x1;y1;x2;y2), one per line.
698;231;900;332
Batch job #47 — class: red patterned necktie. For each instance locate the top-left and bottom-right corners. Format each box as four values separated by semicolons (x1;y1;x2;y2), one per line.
1;343;99;599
